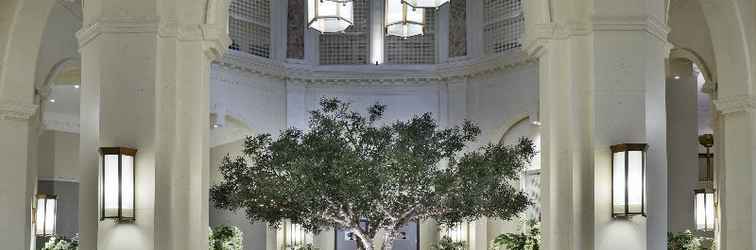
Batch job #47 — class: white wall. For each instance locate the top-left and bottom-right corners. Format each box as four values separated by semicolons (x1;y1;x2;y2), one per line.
37;130;80;181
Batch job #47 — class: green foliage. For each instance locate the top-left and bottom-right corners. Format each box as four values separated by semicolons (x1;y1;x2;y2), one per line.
667;230;715;250
209;225;244;250
289;243;319;250
42;235;79;250
491;220;541;250
211;98;535;250
432;236;468;250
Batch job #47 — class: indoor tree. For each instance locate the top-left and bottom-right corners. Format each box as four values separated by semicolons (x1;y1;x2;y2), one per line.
211;98;535;250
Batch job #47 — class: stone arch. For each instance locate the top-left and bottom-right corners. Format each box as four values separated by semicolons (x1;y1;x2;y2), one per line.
0;0;57;104
669;48;715;85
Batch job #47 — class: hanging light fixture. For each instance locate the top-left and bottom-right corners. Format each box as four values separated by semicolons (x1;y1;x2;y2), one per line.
34;194;57;236
100;147;137;222
402;0;450;8
694;188;715;231
611;143;647;217
308;0;354;33
385;0;425;38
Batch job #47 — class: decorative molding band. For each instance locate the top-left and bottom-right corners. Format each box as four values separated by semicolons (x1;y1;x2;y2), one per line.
77;17;231;57
714;95;756;115
0;99;38;121
214;50;536;84
38;177;80;183
42;112;80;134
592;15;671;43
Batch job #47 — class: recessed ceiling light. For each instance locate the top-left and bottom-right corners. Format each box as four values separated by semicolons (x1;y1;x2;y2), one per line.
49;99;56;103
213;124;220;128
531;121;542;126
673;75;681;80
74;84;80;89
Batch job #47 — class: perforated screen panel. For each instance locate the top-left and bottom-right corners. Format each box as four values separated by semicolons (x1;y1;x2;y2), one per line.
449;0;467;58
288;0;306;59
319;0;370;65
229;0;272;58
483;0;524;54
384;8;437;64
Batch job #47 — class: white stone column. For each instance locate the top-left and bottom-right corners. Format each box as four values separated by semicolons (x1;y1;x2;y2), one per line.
712;95;756;250
525;0;670;249
465;0;482;59
76;1;230;249
0;101;38;250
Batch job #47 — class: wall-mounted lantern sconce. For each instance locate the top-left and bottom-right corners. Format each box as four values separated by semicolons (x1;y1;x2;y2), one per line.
694;188;715;231
283;221;313;249
100;147;137;222
308;0;354;33
611;143;647;217
34;194;57;236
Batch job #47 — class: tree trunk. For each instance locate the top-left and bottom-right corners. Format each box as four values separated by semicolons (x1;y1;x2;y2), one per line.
381;229;399;250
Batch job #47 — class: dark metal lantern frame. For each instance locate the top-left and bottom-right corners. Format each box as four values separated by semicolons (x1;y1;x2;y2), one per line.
610;143;648;218
100;147;137;222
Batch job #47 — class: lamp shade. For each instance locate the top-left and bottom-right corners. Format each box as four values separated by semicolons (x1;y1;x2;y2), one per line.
385;0;425;37
611;143;647;217
100;147;137;222
694;189;715;231
403;0;450;8
35;194;57;236
308;0;354;33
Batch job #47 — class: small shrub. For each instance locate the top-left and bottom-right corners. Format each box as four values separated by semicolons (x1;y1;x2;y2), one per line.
209;225;244;250
667;230;714;250
491;220;540;250
42;235;79;250
432;236;467;250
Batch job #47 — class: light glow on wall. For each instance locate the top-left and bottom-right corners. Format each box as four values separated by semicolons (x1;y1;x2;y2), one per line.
444;222;469;243
101;147;137;222
35;194;57;236
611;143;647;217
308;0;354;33
385;0;425;38
284;221;313;249
694;189;715;231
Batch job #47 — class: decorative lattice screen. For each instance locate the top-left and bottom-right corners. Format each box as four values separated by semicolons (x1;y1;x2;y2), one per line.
229;0;271;58
483;0;524;54
287;0;306;59
384;8;437;64
319;0;370;65
449;0;467;58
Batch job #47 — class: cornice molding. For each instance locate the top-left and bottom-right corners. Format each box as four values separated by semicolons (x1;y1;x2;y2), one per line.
214;50;535;84
592;15;670;43
0;99;38;121
76;17;231;59
524;15;670;58
714;95;756;115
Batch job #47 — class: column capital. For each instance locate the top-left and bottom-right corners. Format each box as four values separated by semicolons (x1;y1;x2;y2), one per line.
714;94;756;115
76;18;230;60
0;98;38;121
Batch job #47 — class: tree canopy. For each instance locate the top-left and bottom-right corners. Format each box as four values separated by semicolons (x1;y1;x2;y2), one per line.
211;98;535;250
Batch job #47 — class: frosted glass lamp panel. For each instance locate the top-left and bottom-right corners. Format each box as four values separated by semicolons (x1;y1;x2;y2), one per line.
35;199;45;235
44;199;56;235
308;0;354;33
612;152;626;215
104;154;120;217
627;150;644;213
121;154;134;217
